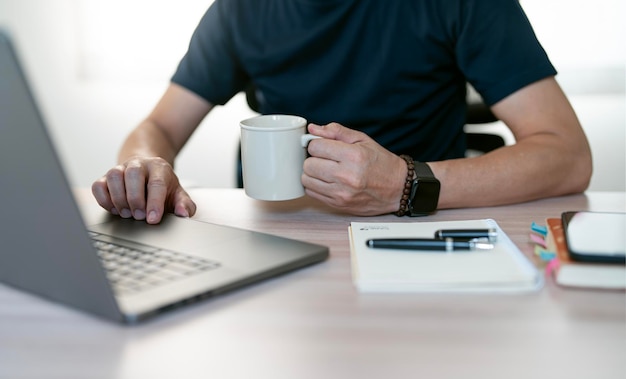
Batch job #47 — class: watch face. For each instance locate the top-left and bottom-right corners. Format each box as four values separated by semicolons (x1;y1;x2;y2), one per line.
409;178;440;216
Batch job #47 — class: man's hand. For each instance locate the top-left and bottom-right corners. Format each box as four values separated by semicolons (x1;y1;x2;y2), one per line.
90;83;211;224
91;156;196;224
303;122;407;216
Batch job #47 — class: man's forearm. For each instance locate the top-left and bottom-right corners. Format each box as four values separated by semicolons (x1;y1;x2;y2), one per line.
430;138;592;209
118;120;180;166
429;77;592;209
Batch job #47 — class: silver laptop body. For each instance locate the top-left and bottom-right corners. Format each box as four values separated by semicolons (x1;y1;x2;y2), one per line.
0;30;328;324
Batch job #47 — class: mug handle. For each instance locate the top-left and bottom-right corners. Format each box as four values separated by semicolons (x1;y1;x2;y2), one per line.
301;134;323;147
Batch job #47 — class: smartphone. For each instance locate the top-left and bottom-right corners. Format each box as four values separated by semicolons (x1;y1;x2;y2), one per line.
561;211;626;264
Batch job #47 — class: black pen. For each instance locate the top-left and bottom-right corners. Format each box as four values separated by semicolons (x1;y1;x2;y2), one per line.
434;228;498;242
366;238;494;252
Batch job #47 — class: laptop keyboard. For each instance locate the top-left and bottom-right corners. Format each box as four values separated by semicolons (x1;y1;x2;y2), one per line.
89;232;221;295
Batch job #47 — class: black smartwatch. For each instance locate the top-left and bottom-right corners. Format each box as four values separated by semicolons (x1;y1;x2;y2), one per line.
406;162;440;216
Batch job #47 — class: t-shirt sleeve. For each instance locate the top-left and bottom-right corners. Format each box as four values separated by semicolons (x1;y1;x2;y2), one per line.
171;0;248;106
454;0;557;105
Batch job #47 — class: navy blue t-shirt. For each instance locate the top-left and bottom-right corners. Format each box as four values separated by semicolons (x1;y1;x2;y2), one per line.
172;0;556;161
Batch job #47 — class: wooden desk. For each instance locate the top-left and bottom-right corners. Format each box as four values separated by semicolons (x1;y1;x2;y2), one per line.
1;190;624;379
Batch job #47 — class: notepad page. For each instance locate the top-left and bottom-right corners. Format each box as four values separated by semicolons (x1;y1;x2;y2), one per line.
349;219;542;292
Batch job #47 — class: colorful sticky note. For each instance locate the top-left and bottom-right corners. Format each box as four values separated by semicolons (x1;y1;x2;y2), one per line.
530;222;548;236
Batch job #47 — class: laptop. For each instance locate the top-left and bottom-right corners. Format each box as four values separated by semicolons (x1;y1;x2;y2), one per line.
0;30;329;324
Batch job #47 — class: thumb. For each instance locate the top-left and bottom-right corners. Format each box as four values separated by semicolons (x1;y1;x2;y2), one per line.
308;122;366;144
172;187;197;218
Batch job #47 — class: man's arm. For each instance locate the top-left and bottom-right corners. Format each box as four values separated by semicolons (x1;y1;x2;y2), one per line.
303;77;591;215
429;76;592;209
92;83;214;223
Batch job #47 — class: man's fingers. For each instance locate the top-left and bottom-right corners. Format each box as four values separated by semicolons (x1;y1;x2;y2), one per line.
124;161;148;220
92;157;192;224
308;122;366;144
173;188;197;218
105;165;131;218
91;177;115;213
144;175;168;224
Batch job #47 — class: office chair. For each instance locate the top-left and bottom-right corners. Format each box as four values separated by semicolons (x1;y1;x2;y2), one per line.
236;84;504;188
464;85;505;154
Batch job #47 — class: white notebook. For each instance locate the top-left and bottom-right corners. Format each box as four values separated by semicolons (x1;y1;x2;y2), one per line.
349;219;542;293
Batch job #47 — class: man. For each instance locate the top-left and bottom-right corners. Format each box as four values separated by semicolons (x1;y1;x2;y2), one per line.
92;0;592;224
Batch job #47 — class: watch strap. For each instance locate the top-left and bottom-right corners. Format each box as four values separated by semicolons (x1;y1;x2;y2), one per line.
407;161;440;217
414;161;435;179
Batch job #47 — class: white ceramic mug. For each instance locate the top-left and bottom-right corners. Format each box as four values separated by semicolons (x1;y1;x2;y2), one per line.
240;114;320;201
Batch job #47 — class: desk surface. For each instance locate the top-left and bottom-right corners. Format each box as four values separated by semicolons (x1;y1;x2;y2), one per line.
1;190;624;379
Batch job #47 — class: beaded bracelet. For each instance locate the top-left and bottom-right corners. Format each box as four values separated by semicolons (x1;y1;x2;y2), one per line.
395;154;415;216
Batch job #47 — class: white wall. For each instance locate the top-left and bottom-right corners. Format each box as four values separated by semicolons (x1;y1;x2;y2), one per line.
0;0;255;189
1;0;624;191
523;0;625;192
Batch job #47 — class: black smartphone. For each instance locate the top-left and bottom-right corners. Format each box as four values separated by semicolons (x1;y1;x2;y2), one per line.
561;211;626;264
